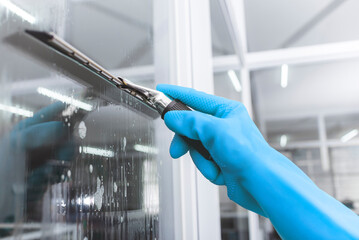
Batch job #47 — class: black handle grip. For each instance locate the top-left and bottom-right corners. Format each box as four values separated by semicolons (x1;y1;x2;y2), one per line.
162;99;213;161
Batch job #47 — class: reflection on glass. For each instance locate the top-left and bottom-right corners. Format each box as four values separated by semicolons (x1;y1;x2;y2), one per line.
326;113;359;142
0;0;159;239
0;0;36;24
0;103;34;117
214;71;242;101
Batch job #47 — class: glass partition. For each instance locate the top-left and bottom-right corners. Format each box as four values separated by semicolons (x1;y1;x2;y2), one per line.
0;1;159;239
214;70;242;101
266;118;319;147
326;113;359;142
210;0;235;57
329;146;359;212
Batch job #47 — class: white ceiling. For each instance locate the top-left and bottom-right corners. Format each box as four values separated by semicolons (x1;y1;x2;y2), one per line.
252;58;359;120
244;0;359;51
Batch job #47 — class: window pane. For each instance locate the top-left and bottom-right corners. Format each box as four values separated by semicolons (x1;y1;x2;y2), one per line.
0;1;159;239
214;71;242;101
326;113;359;141
330;146;359;213
266;118;319;147
210;0;235;56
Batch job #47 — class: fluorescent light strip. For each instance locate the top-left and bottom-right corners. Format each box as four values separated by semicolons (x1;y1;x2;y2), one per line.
81;146;115;158
134;144;159;154
227;70;242;92
341;129;358;143
0;0;36;24
37;87;93;111
281;64;289;88
280;134;288;147
0;103;33;117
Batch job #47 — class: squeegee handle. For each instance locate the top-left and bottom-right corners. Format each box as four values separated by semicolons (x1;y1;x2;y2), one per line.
161;99;213;161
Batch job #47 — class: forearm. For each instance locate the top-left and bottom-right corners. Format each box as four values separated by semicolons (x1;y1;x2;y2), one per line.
244;148;359;240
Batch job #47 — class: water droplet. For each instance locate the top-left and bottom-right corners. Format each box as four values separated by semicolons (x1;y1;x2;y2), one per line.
79;146;82;153
122;137;127;151
94;177;104;211
113;182;118;193
67;170;71;178
89;164;93;173
61;174;65;181
67;123;71;127
57;200;66;215
78;121;87;139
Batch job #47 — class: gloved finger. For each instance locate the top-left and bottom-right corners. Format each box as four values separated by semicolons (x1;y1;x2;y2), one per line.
16;102;66;129
190;147;225;185
157;84;238;118
212;172;225;185
164;110;216;143
27;164;55;202
170;134;190;159
55;140;75;162
18;121;67;149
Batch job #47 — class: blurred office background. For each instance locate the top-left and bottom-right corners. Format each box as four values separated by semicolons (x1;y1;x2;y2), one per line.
211;0;359;239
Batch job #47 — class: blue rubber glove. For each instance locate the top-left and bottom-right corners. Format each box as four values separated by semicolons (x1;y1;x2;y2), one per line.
10;102;68;149
157;84;359;240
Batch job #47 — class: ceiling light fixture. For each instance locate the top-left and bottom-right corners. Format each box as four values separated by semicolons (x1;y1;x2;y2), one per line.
37;87;93;111
81;146;115;158
280;134;288;147
341;129;358;143
134;144;159;154
0;0;36;24
281;64;289;88
227;70;242;92
0;103;33;117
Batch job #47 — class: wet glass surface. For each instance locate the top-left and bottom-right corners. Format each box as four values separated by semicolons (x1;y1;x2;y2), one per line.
0;1;159;239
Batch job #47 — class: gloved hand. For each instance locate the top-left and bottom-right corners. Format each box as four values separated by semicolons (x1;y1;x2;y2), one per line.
157;84;359;240
9;102;67;148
